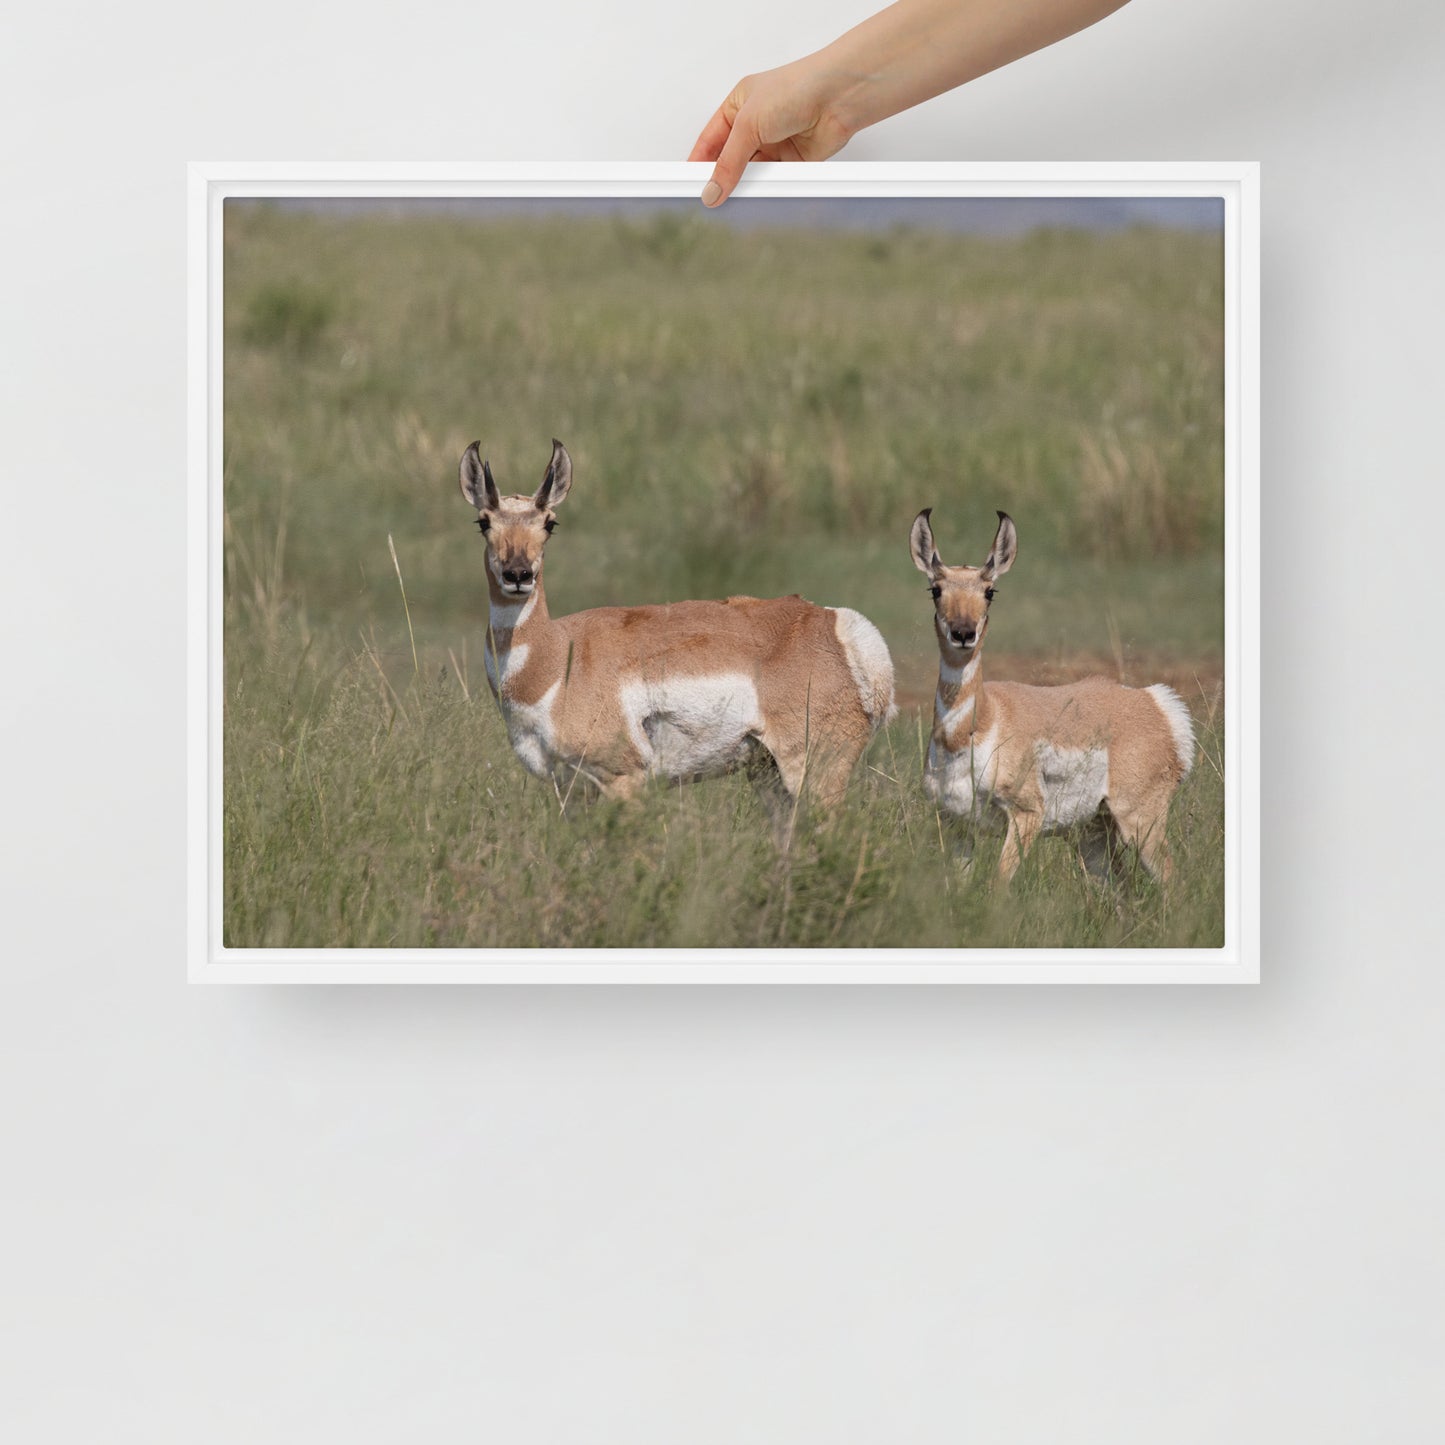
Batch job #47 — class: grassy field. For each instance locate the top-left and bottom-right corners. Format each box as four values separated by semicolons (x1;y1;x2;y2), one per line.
223;201;1226;950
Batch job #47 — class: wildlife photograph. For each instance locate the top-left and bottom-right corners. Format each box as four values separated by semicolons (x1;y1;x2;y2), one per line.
221;193;1226;951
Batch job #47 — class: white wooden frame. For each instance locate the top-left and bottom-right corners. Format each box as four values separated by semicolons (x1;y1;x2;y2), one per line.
189;161;1259;984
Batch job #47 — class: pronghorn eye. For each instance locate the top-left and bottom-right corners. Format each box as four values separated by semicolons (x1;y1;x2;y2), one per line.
476;515;491;534
930;585;942;601
543;516;557;534
984;587;996;602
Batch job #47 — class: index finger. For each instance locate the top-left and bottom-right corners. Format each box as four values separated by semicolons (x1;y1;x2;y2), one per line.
703;110;760;206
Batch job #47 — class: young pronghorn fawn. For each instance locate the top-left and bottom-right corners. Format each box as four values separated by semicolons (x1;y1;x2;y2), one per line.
459;438;896;844
910;508;1194;886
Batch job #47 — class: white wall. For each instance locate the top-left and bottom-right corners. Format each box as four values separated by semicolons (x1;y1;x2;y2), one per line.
3;1;1444;1438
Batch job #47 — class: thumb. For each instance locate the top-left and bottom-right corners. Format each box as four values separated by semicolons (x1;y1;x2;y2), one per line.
702;110;759;207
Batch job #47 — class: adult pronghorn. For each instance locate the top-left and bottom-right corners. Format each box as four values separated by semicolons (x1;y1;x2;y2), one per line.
459;438;896;841
910;507;1194;885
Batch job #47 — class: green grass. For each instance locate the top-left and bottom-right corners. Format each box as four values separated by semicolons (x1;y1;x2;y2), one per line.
224;622;1225;949
223;202;1226;950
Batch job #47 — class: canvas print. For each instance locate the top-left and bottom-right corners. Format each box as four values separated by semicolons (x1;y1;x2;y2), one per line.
219;188;1228;954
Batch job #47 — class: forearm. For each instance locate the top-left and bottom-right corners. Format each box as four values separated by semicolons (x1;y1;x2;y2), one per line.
805;0;1129;139
689;0;1131;202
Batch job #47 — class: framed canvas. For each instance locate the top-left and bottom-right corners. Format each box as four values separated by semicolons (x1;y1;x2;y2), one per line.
189;162;1259;983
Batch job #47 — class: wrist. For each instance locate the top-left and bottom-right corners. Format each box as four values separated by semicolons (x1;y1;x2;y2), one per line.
790;46;876;147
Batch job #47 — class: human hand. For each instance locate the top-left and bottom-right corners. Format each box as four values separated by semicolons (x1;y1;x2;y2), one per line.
688;58;856;208
687;0;1132;208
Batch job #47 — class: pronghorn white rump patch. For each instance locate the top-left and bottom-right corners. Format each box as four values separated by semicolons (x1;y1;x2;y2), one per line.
618;673;762;779
832;607;898;726
1146;684;1196;776
1035;743;1110;830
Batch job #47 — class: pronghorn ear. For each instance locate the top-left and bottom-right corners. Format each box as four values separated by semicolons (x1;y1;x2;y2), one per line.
460;442;500;512
981;511;1017;580
910;509;942;578
534;438;573;510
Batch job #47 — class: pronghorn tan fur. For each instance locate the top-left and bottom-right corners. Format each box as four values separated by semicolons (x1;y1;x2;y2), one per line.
459;439;896;841
910;507;1194;885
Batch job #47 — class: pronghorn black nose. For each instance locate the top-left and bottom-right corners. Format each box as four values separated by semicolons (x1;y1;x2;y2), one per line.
502;567;533;587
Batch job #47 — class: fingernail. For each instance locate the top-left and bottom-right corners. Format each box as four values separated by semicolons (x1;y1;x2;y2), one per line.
701;180;722;207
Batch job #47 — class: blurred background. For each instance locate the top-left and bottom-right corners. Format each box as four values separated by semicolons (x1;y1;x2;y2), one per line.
223;196;1225;947
225;196;1223;700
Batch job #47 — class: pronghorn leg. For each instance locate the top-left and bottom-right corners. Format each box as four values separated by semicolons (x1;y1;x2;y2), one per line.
756;730;819;847
997;810;1041;884
1108;798;1174;885
948;801;1004;878
951;826;978;876
745;741;800;852
596;772;645;805
752;719;866;846
803;738;866;817
1135;808;1175;886
1077;810;1130;922
1077;809;1123;886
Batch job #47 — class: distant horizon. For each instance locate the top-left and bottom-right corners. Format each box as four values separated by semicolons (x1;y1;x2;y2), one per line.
235;195;1224;236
